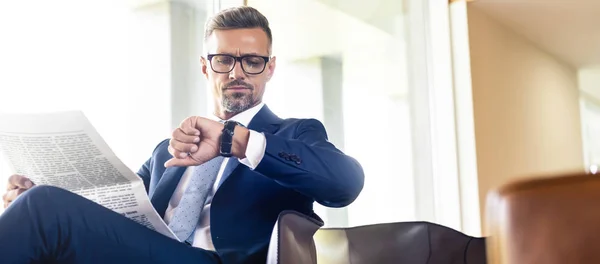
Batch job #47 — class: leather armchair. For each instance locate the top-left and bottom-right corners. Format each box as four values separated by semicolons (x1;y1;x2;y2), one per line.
486;172;600;264
267;210;487;264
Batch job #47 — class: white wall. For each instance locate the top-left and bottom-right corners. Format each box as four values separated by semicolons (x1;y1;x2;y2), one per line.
466;5;584;233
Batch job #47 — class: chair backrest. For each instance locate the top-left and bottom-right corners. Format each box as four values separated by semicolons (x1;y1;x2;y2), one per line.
266;210;323;264
314;221;487;264
486;172;600;264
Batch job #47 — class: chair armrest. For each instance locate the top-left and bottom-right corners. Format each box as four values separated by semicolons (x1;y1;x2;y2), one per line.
267;210;324;264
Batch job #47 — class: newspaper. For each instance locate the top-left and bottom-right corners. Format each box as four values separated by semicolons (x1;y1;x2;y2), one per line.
0;111;177;240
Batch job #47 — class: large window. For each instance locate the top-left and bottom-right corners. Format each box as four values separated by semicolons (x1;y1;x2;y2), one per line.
247;0;458;228
581;96;600;171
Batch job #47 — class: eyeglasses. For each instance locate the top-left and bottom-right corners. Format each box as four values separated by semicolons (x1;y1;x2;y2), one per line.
206;54;270;75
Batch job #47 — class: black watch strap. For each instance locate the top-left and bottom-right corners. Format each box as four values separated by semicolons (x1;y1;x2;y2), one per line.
219;121;238;157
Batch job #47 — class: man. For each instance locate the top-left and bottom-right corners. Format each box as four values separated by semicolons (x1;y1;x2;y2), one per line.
0;6;364;264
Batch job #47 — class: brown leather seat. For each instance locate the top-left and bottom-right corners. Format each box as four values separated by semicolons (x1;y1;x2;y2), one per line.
486;172;600;264
314;221;486;264
267;210;487;264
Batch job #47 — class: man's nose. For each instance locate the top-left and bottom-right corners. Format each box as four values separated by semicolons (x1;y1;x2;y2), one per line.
229;60;246;79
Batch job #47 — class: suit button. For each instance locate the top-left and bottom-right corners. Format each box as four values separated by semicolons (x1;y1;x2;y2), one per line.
290;155;302;164
278;152;289;158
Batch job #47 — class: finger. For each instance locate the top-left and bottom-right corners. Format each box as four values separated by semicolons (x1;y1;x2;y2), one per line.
3;192;12;209
168;144;175;157
164;157;199;168
169;139;198;155
16;188;27;196
167;144;191;159
180;117;200;136
3;188;25;204
7;175;33;190
3;190;15;203
2;188;25;209
172;128;200;144
168;143;193;159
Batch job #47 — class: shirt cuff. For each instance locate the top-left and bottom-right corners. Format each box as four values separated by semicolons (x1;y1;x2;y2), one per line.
238;130;266;170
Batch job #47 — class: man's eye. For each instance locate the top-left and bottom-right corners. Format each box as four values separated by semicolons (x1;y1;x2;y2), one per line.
245;59;263;67
217;59;233;64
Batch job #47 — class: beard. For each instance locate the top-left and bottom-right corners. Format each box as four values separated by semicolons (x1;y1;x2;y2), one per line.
222;91;255;113
221;79;256;113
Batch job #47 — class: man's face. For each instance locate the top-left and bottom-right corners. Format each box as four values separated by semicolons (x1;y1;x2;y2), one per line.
202;28;275;114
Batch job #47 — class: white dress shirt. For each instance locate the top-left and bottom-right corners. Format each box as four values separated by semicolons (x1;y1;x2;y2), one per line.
163;103;267;250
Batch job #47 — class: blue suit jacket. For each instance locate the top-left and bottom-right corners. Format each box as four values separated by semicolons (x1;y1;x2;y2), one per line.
137;105;364;263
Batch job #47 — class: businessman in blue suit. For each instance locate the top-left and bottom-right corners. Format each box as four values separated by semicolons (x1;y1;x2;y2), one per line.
0;6;364;264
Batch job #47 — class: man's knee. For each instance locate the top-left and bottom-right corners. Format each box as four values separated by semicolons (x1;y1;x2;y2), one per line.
16;185;73;206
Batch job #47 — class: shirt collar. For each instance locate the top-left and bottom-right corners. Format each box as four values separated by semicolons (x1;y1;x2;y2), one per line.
211;102;265;127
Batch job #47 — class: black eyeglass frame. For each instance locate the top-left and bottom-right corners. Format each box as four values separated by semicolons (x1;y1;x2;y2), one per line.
206;54;270;75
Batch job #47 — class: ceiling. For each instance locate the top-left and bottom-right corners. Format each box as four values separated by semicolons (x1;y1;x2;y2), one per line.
316;0;404;34
471;0;600;69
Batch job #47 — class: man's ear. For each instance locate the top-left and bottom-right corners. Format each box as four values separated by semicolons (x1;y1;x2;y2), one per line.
266;56;276;82
201;57;209;79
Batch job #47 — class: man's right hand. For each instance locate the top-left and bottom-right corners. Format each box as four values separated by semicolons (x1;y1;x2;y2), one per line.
3;175;35;209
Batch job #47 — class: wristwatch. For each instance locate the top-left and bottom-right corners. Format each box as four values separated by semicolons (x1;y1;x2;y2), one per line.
219;120;238;157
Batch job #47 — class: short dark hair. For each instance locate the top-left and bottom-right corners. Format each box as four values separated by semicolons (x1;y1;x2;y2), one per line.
204;6;272;52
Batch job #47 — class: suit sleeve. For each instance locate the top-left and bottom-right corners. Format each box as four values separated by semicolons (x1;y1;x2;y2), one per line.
254;119;365;208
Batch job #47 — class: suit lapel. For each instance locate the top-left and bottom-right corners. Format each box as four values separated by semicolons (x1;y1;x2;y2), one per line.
150;165;187;218
216;105;281;189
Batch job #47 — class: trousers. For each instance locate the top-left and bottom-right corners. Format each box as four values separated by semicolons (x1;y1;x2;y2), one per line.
0;185;221;264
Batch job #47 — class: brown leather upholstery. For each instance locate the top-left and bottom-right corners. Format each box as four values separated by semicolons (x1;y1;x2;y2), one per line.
486;172;600;264
267;210;323;264
314;222;487;264
267;211;487;264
